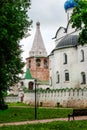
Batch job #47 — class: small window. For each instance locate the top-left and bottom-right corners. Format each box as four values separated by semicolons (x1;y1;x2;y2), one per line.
28;82;34;90
81;50;84;62
81;72;86;84
44;59;48;69
36;58;41;67
65;70;69;81
64;53;67;64
29;60;31;68
56;71;60;83
50;77;52;86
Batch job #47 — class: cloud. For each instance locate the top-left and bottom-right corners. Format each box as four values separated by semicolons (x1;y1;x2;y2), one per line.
20;0;67;62
29;0;67;26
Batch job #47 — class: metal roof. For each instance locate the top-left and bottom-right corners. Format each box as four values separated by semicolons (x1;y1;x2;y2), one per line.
24;68;33;79
55;35;79;49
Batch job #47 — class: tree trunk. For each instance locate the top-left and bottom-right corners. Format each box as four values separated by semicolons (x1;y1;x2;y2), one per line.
0;91;8;110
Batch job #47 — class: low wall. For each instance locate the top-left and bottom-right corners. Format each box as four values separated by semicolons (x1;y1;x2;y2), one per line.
23;88;87;108
5;96;20;103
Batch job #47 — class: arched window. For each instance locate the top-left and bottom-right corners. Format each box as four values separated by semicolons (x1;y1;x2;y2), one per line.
28;82;34;90
56;71;60;83
64;53;67;64
29;60;31;68
81;50;84;62
81;72;86;84
44;59;48;69
65;70;69;81
36;58;41;67
50;77;52;86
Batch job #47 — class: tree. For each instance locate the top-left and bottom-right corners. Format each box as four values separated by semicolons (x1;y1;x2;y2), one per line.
0;0;32;109
70;0;87;45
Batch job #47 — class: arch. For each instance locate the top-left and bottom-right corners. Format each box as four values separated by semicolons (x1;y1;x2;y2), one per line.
81;50;84;62
81;72;86;84
64;70;69;81
36;58;41;67
46;88;50;90
64;53;67;64
56;71;60;83
28;82;34;90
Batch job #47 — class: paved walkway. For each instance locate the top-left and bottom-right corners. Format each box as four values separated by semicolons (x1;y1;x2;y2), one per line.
0;116;87;127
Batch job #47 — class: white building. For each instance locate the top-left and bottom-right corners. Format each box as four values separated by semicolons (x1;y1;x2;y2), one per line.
49;0;87;90
6;0;87;108
23;0;87;108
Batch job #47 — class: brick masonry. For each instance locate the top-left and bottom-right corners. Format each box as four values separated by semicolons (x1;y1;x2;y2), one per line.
26;57;49;81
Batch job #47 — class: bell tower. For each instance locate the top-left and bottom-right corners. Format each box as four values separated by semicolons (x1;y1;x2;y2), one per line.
26;22;49;81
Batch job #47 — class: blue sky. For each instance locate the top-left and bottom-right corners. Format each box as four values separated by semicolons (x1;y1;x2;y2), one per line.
20;0;67;62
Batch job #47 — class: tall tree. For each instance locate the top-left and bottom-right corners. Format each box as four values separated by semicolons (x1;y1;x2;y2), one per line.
70;0;87;45
0;0;32;108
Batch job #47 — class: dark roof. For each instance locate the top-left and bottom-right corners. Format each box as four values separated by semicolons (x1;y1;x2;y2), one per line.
55;35;79;49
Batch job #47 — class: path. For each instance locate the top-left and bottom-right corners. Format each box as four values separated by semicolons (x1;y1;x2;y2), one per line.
0;116;87;127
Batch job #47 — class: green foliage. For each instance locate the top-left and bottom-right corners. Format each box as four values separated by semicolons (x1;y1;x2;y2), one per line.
22;86;28;92
0;0;32;106
70;0;87;45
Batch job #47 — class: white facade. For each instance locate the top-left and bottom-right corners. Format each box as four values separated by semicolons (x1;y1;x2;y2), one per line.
50;45;87;89
49;2;87;90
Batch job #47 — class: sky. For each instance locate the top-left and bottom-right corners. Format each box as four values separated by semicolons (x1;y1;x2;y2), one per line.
20;0;67;62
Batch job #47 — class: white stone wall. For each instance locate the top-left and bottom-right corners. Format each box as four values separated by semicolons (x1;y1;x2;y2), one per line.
50;47;81;89
78;45;87;88
5;88;87;108
23;88;87;108
5;96;20;103
49;54;55;88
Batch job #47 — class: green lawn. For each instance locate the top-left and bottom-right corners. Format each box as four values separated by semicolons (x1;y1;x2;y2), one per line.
0;107;87;130
8;102;29;107
0;107;72;123
1;120;87;130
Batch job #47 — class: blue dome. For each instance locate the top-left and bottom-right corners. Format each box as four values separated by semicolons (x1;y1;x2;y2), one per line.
64;0;77;11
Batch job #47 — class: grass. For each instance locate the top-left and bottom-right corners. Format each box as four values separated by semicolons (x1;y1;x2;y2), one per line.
8;102;29;107
0;107;72;123
1;120;87;130
0;106;87;130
